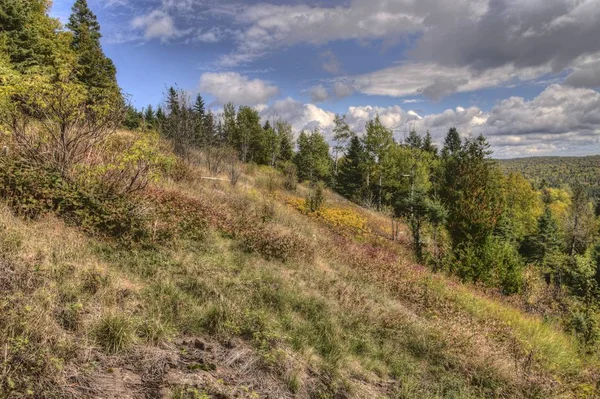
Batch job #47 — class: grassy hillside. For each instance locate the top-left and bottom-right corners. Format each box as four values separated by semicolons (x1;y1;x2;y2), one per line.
1;135;598;398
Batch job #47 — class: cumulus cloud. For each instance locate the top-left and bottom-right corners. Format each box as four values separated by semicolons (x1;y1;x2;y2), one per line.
131;10;182;41
308;85;330;103
199;72;279;106
258;85;600;157
259;97;336;135
218;0;600;96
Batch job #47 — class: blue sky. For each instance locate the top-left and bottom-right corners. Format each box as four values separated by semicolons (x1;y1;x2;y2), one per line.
50;0;600;157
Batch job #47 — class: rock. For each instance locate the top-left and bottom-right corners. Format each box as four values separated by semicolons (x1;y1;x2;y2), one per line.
194;339;206;350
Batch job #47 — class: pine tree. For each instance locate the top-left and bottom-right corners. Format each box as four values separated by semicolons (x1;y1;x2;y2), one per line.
441;127;461;158
67;0;119;94
405;129;422;149
422;131;437;156
0;0;59;72
337;135;367;200
532;207;563;262
144;105;155;130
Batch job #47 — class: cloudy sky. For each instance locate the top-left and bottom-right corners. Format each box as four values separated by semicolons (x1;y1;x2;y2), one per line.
51;0;600;157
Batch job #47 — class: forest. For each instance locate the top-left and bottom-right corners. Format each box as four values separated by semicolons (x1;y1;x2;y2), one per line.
1;0;600;397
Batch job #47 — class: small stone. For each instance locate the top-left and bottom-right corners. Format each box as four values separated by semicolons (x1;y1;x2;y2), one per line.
194;339;206;350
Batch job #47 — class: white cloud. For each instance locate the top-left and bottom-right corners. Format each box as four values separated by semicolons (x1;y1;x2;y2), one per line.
308;85;329;103
199;72;279;106
258;84;600;157
259;97;335;136
131;10;182;41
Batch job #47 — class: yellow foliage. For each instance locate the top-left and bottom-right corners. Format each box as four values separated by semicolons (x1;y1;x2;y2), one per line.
285;196;369;234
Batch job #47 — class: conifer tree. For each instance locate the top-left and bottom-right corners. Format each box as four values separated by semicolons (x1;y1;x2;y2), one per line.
422;131;438;156
363;115;393;209
144;105;156;130
337;135;367;200
405;129;422;149
532;207;563;262
67;0;119;94
441;127;461;158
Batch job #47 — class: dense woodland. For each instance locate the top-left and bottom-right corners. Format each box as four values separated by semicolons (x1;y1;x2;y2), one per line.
1;0;600;397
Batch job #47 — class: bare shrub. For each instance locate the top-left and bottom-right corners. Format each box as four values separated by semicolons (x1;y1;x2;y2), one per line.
0;71;125;176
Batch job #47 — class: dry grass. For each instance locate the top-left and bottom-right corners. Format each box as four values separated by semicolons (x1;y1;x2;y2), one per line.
0;155;598;398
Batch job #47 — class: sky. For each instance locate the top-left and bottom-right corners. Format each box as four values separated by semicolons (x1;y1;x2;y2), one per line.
50;0;600;158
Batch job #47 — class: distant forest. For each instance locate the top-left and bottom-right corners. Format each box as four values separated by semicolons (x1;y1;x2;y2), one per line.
500;156;600;199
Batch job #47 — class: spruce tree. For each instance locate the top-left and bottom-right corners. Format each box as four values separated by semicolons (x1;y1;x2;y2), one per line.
405;129;422;149
0;0;58;72
422;131;437;156
441;127;461;157
532;206;563;262
337;135;367;200
67;0;119;93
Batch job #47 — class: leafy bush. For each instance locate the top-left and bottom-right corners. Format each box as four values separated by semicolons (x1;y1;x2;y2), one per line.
306;182;325;212
240;224;315;262
0;158;147;243
453;237;524;294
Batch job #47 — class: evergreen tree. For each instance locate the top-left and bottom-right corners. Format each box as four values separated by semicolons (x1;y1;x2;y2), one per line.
337;135;368;201
193;94;206;145
422;131;438;156
441;127;461;158
144;105;155;130
0;0;60;72
278;121;295;163
405;129;422;149
440;134;504;253
531;207;563;262
67;0;119;94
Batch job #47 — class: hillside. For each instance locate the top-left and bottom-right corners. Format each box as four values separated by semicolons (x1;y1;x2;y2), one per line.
1;143;598;398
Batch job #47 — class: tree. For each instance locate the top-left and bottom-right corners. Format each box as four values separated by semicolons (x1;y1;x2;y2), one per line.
235;106;263;163
566;183;596;256
337;135;368;201
277;121;294;163
405;129;422;149
0;0;59;72
193;94;206;144
222;102;236;147
531;206;563;262
440;134;505;253
363;115;393;209
67;0;119;97
294;128;332;183
160;87;198;157
441;127;461;158
144;105;155;130
422;131;437;156
332;114;353;177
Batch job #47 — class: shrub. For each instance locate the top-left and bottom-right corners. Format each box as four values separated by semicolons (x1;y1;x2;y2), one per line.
282;161;297;191
241;224;315;262
0;158;148;243
306;182;325;213
93;312;135;353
